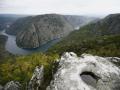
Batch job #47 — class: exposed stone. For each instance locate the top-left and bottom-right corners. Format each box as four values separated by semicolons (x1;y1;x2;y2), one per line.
4;81;21;90
47;52;120;90
0;85;3;90
28;65;44;90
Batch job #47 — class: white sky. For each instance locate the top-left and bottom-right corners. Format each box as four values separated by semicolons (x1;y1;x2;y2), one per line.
0;0;120;16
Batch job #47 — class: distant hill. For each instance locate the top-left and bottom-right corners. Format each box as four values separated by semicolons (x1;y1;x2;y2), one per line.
6;16;33;35
0;14;27;31
6;14;98;35
93;13;120;35
48;13;120;57
64;15;99;29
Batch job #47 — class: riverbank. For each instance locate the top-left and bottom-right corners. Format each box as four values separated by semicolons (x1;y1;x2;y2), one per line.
1;30;60;55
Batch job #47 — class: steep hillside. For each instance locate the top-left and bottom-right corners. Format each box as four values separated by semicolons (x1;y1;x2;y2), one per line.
6;16;33;35
7;14;74;48
48;14;120;57
6;14;97;35
93;13;120;35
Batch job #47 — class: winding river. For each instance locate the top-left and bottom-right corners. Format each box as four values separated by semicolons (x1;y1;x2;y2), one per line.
0;30;60;55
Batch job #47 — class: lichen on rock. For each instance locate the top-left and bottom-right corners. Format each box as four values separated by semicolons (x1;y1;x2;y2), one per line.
28;65;44;90
47;52;120;90
4;81;21;90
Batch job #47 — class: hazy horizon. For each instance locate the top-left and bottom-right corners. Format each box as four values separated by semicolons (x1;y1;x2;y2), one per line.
0;0;120;17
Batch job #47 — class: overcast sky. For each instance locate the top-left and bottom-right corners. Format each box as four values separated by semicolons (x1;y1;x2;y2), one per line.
0;0;120;16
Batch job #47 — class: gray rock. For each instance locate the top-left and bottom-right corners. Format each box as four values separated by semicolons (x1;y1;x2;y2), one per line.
47;52;120;90
28;65;44;90
0;85;3;90
4;81;21;90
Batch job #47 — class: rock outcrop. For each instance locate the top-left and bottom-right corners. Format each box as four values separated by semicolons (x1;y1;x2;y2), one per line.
47;52;120;90
1;52;120;90
28;66;44;90
4;81;21;90
0;66;44;90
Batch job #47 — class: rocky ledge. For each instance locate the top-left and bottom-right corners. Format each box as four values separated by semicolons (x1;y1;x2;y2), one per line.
1;52;120;90
47;52;120;90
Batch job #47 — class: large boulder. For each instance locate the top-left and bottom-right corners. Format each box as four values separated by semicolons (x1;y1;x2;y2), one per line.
47;52;120;90
4;81;21;90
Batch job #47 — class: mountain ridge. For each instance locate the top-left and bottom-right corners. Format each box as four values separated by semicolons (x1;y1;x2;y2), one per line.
6;14;97;49
48;13;120;57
